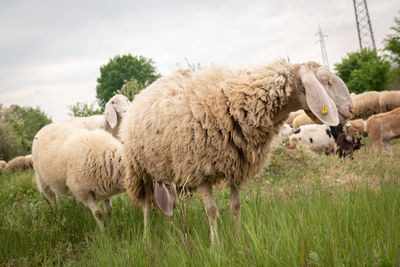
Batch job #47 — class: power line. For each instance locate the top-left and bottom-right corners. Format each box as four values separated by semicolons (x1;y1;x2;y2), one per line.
315;25;330;69
353;0;376;50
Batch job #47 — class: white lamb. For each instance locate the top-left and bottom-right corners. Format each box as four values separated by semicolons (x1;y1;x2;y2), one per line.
32;124;126;230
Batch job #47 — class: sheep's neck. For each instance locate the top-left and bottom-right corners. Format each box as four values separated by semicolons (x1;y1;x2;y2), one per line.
225;64;302;149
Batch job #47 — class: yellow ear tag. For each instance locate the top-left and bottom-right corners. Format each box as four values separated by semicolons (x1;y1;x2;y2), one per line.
320;106;329;115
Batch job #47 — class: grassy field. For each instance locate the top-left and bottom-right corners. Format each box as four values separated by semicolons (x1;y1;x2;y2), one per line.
1;140;400;266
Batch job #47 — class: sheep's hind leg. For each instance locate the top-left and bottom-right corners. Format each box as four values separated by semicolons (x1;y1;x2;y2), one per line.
198;181;219;247
230;184;241;239
142;182;153;244
36;173;58;208
77;193;104;231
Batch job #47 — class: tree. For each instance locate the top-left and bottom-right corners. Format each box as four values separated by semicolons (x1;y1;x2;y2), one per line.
384;14;400;90
384;14;400;66
334;49;392;94
96;54;161;107
68;101;102;117
0;104;52;161
114;77;146;101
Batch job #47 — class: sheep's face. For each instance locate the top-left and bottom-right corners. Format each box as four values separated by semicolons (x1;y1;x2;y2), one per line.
109;94;131;115
298;63;353;126
105;94;131;128
314;67;354;121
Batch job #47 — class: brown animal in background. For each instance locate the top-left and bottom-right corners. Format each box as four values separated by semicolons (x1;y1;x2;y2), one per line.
5;155;33;171
345;107;400;151
336;133;364;159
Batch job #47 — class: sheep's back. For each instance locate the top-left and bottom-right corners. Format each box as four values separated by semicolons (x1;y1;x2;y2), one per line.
121;67;269;187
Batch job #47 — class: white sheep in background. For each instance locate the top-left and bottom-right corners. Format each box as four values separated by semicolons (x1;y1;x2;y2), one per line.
287;124;337;154
378;90;400;113
4;155;33;171
0;160;6;174
32;124;126;230
285;109;305;127
62;94;130;139
271;123;294;148
120;59;354;246
351;91;381;119
292;113;317;130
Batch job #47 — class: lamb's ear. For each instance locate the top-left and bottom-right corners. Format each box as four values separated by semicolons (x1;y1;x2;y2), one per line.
299;66;339;126
105;102;117;128
153;182;173;216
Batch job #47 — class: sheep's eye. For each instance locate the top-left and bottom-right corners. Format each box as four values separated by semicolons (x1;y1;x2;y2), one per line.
111;101;115;104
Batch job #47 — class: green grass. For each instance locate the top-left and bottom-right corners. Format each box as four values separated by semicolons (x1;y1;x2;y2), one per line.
1;141;400;266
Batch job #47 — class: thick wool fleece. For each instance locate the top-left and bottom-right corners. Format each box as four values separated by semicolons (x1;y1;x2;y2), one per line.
121;60;314;204
5;155;33;171
33;124;125;200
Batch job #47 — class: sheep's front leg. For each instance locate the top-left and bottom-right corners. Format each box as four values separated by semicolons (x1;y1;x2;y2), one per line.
230;184;241;238
198;181;219;247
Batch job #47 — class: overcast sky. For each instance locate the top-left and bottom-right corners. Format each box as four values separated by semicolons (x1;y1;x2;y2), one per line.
0;0;399;122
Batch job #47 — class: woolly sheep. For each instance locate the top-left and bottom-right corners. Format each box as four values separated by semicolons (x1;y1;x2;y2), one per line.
378;90;400;113
287;124;337;154
32;124;126;230
292;113;316;130
5;155;33;171
344;107;400;152
285;109;305;127
62;94;130;139
121;60;354;246
0;160;6;174
351;91;381;119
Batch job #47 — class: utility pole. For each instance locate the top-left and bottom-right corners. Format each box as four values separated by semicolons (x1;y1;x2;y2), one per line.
353;0;376;50
315;25;330;69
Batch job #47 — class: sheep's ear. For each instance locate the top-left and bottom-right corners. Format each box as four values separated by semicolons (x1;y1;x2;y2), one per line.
299;66;339;126
153;182;173;216
105;102;117;128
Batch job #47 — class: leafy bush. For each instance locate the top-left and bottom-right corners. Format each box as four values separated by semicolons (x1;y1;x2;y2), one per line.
0;104;52;161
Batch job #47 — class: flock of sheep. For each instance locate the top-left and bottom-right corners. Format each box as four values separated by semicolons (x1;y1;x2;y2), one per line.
281;90;400;156
0;154;33;174
3;59;399;247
